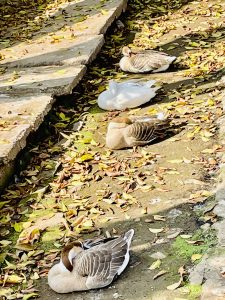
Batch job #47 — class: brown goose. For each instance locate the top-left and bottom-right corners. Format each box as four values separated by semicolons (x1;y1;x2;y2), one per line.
119;46;176;73
48;229;134;293
106;114;170;150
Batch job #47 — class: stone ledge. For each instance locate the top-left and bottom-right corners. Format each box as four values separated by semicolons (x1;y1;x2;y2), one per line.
0;65;86;96
0;93;54;164
1;35;104;68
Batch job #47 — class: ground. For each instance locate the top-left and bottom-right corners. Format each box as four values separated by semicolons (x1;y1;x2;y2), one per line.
0;0;225;299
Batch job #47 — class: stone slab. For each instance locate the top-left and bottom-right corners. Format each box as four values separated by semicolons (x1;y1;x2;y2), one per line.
191;89;225;300
37;0;127;36
0;35;104;68
0;0;127;191
0;93;53;164
0;65;86;95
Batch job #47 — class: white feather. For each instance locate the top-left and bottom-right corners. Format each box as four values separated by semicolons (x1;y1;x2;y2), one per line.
97;80;160;111
117;229;134;275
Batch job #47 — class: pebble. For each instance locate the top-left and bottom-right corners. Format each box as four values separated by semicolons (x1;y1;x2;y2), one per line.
167;208;182;219
150;252;167;259
113;292;122;299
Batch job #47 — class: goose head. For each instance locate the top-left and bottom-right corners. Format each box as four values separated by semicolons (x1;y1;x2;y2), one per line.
61;241;83;272
48;241;84;293
122;46;132;57
97;81;120;110
108;80;118;96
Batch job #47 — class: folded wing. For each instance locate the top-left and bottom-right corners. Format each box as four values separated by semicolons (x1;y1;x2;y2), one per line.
74;236;130;289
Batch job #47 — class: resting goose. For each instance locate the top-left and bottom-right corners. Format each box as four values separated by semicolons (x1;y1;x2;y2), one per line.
106;113;170;150
97;80;160;111
119;46;176;73
48;229;134;293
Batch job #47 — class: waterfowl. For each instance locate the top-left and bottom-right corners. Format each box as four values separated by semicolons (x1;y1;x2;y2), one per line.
97;80;160;111
106;113;170;150
48;229;134;293
119;46;176;73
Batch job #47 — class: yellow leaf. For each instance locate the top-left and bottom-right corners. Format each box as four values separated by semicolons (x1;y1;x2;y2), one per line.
80;153;94;162
56;69;66;75
1;274;24;284
191;254;202;262
98;86;105;93
207;99;215;106
23;293;39;300
149;259;161;270
101;9;108;15
167;159;183;164
148;108;158;115
0;139;10;144
82;219;93;228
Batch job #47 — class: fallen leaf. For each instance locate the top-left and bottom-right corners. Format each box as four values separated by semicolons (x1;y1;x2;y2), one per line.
149;228;164;234
153;215;166;221
23;293;39;300
167;159;183;164
191;254;202;262
149;259;161;270
167;278;183;290
153;270;168;280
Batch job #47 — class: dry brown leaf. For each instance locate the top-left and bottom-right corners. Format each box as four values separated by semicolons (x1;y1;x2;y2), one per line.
166;278;182;290
153;270;168;280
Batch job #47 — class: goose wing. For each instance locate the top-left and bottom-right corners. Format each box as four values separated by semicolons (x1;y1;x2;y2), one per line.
126;119;170;145
74;236;129;289
82;236;118;249
130;50;174;72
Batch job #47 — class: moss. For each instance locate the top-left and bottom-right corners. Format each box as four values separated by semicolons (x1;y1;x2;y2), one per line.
172;236;208;259
188;284;202;299
172;227;217;261
88;105;104;114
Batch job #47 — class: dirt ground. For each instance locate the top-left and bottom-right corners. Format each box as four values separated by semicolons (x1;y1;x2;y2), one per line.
1;0;225;299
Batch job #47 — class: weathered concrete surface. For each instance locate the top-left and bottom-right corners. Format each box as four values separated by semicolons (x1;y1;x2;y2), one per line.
0;93;53;164
0;0;127;190
0;65;86;95
0;35;104;68
190;93;225;300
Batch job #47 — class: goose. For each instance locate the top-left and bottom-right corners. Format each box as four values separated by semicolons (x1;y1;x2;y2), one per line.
48;229;134;293
106;113;170;150
97;80;160;111
119;46;176;73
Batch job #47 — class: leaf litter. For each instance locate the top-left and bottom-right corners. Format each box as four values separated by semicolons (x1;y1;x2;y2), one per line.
0;0;225;298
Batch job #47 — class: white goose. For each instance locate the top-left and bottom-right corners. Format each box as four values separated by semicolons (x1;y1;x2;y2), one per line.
97;80;160;111
48;229;134;293
119;46;176;73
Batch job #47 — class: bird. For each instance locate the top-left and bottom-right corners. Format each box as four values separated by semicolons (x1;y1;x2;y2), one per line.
106;113;170;150
48;229;134;293
119;46;176;73
97;80;160;111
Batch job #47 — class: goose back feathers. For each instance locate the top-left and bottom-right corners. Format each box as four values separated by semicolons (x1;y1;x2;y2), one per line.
119;46;176;73
106;114;170;150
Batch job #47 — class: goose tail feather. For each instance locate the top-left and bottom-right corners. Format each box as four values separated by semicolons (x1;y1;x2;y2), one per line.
124;229;134;248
